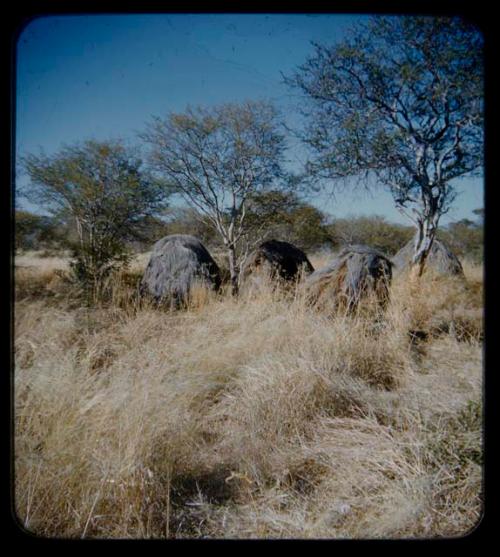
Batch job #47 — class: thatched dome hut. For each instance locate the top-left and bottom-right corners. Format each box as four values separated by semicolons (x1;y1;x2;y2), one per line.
240;239;314;288
392;237;464;277
140;234;221;307
305;245;393;313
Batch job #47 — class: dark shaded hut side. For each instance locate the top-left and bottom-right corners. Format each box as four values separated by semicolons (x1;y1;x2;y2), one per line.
392;237;464;277
305;245;393;313
240;239;315;285
140;234;221;307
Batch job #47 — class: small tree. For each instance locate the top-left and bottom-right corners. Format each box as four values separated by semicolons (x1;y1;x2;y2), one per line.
22;139;167;299
142;101;288;294
287;16;483;276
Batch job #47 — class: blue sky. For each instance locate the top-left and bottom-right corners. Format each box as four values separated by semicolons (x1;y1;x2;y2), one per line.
16;14;484;225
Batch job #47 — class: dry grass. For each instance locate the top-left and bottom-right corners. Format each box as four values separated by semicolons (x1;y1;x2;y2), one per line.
13;251;483;539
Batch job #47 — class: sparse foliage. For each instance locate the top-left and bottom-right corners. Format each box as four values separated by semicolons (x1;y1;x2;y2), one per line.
22;139;167;300
287;16;483;275
142;101;289;294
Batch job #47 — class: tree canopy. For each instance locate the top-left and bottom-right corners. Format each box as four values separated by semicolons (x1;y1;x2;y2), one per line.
142;101;289;292
287;16;483;274
22;139;167;295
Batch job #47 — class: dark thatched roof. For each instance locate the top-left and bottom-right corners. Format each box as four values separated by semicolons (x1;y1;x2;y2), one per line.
392;237;464;277
305;245;393;313
240;239;315;285
140;234;221;307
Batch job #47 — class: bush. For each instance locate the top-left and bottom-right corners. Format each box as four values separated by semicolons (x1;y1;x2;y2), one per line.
438;219;483;264
327;215;414;255
22;139;168;302
15;210;67;252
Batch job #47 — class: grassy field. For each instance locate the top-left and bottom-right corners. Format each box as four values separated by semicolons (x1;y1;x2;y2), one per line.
13;250;483;539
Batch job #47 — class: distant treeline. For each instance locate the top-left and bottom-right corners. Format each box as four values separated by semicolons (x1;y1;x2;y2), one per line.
15;194;483;263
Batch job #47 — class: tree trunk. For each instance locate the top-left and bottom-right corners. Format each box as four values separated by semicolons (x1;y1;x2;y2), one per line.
227;245;239;296
411;217;438;278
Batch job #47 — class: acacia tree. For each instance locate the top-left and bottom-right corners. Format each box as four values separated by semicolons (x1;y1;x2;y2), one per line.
142;101;288;294
22;139;167;298
287;16;483;275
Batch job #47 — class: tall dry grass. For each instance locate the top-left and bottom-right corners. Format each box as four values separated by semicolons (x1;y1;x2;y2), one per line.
13;251;483;538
